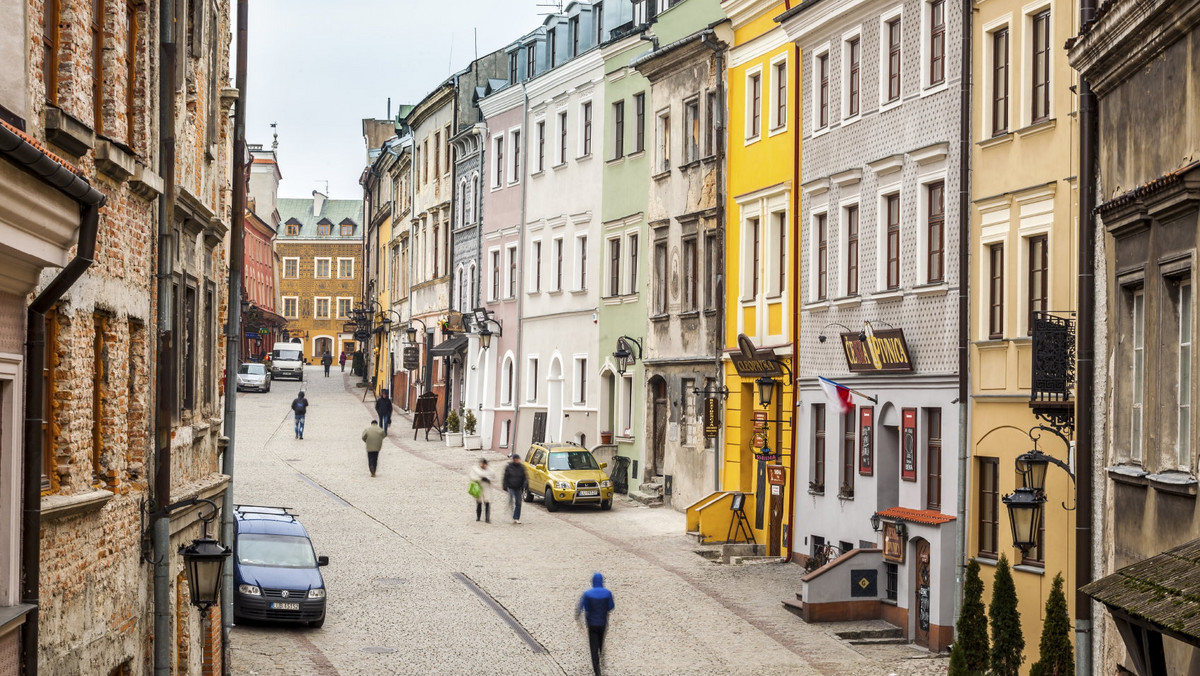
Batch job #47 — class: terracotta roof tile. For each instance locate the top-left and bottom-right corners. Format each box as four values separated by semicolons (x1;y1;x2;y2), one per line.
0;118;84;177
875;506;956;526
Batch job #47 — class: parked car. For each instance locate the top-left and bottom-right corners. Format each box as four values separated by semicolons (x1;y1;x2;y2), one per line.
233;505;328;628
236;363;271;392
522;443;614;511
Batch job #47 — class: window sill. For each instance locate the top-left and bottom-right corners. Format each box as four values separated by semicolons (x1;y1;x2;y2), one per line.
871;289;904;303
1014;564;1045;575
744;135;762;146
703;308;718;317
768;124;788;137
576;153;594;162
622;294;640;303
628;150;646;160
837;492;855;501
650;313;670;323
42;488;113;520
1148;471;1198;497
880;598;898;606
652;169;671;181
972;556;999;567
878;98;902;114
920;81;949;98
603;297;624;306
701;155;718;165
678;310;701;320
531;170;545;179
1107;465;1149;487
570;288;589;296
979;132;1013;149
830;295;862;309
808;488;825;496
679;158;703;171
912;282;949;297
606;156;626;166
1016;117;1056;139
617;436;636;443
803;300;830;313
552;162;568;171
44;106;95;157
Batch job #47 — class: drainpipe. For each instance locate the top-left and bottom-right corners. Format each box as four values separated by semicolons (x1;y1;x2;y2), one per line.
153;0;180;669
7;123;107;676
220;0;249;671
1075;1;1097;672
786;38;800;563
512;83;530;450
699;30;727;498
953;0;972;620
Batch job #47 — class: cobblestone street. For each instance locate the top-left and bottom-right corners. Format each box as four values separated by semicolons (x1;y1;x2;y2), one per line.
228;367;949;676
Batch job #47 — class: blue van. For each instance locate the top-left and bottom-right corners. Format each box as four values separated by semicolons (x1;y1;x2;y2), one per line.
232;505;328;628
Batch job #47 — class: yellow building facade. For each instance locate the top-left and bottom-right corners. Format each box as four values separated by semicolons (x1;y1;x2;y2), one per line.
720;0;797;554
968;0;1078;668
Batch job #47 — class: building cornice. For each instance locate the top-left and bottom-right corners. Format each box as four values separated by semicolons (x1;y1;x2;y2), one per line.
524;49;605;102
479;84;525;119
1067;0;1200;96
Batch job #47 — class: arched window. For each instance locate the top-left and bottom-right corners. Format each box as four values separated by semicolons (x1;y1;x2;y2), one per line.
502;356;515;406
470;174;480;224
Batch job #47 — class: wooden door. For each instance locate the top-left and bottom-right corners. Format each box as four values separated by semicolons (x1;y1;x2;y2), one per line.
652;379;668;477
914;538;931;647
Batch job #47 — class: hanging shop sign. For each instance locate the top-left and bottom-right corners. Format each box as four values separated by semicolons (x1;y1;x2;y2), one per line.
882;521;906;563
766;465;786;486
402;345;420;370
901;408;917;481
841;328;914;373
730;352;783;377
859;406;874;476
703;397;720;439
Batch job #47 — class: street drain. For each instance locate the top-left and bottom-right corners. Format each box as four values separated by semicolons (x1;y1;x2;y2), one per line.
360;646;396;654
374;577;406;586
285;458;301;462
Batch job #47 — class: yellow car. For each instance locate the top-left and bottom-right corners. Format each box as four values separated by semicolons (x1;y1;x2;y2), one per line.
522;443;615;511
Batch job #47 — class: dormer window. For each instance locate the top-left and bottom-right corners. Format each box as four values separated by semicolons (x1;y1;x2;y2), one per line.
318;223;331;236
341;223;353;236
633;0;656;25
285;223;300;236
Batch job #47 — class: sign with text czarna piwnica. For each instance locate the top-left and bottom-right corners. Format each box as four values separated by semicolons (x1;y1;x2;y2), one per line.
840;328;914;373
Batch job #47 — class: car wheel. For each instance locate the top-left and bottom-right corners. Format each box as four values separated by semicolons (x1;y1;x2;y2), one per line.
265;383;271;393
523;487;534;503
544;488;558;512
309;615;325;629
600;499;612;511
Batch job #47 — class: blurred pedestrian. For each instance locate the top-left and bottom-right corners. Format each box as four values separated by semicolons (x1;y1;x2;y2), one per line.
576;572;615;676
321;351;333;377
362;420;386;477
375;389;394;434
469;458;493;523
290;391;308;439
502;453;527;524
339;349;347;372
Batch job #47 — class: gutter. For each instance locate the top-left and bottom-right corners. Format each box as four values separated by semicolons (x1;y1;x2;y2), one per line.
5;120;107;676
699;31;726;498
512;83;529;451
953;0;972;621
785;37;800;564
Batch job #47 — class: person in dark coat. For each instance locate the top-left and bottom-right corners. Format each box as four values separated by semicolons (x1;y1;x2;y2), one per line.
339;350;347;372
290;391;309;439
502;454;528;524
321;351;333;377
375;389;393;433
576;572;615;676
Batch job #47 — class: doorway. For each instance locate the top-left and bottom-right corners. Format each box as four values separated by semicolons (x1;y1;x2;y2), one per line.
913;537;931;647
649;376;667;477
314;337;332;362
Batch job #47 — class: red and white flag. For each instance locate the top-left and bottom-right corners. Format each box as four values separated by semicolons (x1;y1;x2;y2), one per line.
818;377;854;415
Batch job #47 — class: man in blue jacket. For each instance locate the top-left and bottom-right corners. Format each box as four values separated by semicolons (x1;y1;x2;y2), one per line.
576;572;615;676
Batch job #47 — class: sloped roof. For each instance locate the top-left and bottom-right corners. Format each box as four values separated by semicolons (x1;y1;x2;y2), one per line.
277;197;363;239
875;506;956;526
1082;537;1200;643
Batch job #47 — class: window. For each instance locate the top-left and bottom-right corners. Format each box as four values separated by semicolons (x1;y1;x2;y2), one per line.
285;223;299;236
337;258;354;279
683;237;697;311
283;257;299;279
1179;279;1193;466
929;0;945;86
433;223;441;278
886;18;901;102
570;16;580;56
886;194;901;289
341;223;353;236
536;120;546;172
772;60;787;130
705;233;719;310
581;102;593;156
845;206;859;296
927;182;945;283
608;238;621;297
749;217;761;299
657;111;671;172
634;92;646;152
493;136;505;187
509;51;518;83
594;2;604;43
549;25;558;68
705;91;718;156
818;53;829;128
527;357;539;402
43;0;60;105
92;0;105;133
681;378;696;444
842;406;856;495
282;297;298;319
317;223;331;236
627;233;639;293
337;297;353;319
314;258;331;278
1031;10;1051;123
747;72;762;139
507;245;518;298
490;250;501;301
992;28;1010;135
816;214;827;300
314;297;330;319
501;358;515;406
434;132;440;177
926;408;941;510
989;244;1004;338
125;1;138;142
613;100;625;159
527;44;536;78
654;240;668;313
531;240;542;292
91;313;106;482
846;37;861;118
574;357;588;404
558;111;568;165
885;563;898;601
685;98;700;163
1131;287;1145;461
553;238;564;291
574;235;588;290
1028;235;1048;331
813;404;826;489
511;130;521;181
977;457;999;558
620;375;634;435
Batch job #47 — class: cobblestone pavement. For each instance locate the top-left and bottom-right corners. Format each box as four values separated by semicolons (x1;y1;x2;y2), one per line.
228;367;949;676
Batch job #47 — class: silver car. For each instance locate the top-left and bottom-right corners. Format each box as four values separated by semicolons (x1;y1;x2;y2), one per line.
236;363;271;393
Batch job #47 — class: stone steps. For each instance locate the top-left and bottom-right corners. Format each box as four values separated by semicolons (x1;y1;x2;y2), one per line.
627;489;663;507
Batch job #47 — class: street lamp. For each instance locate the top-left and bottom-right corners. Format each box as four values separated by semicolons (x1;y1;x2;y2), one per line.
1002;487;1044;554
144;498;231;611
1016;449;1051;494
469;308;502;351
870;512;882;532
756;376;778;408
612;336;643;375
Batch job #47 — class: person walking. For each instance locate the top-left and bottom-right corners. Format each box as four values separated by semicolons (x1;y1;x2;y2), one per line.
576;573;615;676
290;391;309;439
502;453;527;524
362;420;386;477
339;349;347;372
375;389;394;434
469;458;493;522
321;351;333;377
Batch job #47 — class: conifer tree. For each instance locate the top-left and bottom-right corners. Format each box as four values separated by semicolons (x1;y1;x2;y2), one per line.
1030;573;1074;676
949;560;989;675
989;554;1025;676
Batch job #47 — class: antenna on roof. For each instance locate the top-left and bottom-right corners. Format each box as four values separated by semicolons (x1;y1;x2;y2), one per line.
270;122;278;152
536;0;563;15
316;180;329;195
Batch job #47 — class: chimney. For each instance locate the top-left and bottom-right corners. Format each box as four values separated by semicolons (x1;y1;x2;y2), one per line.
312;190;326;217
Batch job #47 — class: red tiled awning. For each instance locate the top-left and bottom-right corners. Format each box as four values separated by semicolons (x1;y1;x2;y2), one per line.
875;506;956;526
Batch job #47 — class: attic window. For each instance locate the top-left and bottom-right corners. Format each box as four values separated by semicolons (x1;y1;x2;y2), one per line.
318;223;331;236
285;223;299;236
341;223;353;236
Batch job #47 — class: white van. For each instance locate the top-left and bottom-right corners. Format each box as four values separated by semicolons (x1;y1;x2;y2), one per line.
270;342;305;380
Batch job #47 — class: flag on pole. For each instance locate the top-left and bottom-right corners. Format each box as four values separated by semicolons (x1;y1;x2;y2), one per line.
818;377;854;415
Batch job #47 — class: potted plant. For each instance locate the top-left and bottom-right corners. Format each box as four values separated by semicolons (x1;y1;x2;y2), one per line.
600;431;614;444
808;480;825;494
837;482;854;499
463;409;482;450
444;409;463;447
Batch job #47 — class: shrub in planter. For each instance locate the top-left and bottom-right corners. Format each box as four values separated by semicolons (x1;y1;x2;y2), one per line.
445;410;461;433
463;409;477;435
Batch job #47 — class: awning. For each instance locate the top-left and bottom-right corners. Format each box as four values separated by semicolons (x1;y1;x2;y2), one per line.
429;334;467;356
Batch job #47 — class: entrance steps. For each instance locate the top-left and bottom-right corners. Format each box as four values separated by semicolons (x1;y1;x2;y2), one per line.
835;624;907;645
628;477;664;507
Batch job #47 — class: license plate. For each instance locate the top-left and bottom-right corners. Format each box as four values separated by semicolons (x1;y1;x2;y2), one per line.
578;490;598;497
270;602;300;611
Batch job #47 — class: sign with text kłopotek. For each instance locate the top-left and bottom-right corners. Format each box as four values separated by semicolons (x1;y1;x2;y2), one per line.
840;328;914;373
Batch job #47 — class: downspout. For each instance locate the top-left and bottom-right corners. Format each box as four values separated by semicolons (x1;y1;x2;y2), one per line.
699;31;726;498
446;78;461;424
220;0;249;671
953;0;971;619
512;84;530;450
786;38;800;563
8;124;107;676
1075;0;1097;672
153;0;180;669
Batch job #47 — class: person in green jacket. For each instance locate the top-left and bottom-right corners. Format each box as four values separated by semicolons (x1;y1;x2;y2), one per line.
362;420;386;477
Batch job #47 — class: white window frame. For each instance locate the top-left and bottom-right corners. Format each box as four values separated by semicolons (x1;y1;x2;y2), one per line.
314;257;331;279
528;238;543;293
488;246;502;301
920;0;950;95
578;99;593;158
767;208;789;298
526;356;540;403
501;354;515;407
981;15;1013;138
574;233;588;292
573;355;588;404
915;171;948;284
282;256;299;279
0;357;22;605
492;134;506;188
336;296;353;319
683;96;701;163
606;235;623;297
282;296;299;319
1015;196;1053;335
841;28;863;125
656;108;671;173
552;236;565;292
768;53;789;135
557;110;569;166
811;43;832;137
1131;287;1145;462
534;118;547;173
878;7;904;112
625;230;640;296
744;65;763;143
1178;278;1193;468
809;209;829;303
314;296;331;320
337;257;355;279
742;212;761;303
838;199;860;298
509;127;522;184
619;374;634;437
1022;1;1054;127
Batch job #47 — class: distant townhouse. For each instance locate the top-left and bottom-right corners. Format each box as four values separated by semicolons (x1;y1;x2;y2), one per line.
362;118;399;393
243;143;286;361
389;137;414;408
779;0;965;651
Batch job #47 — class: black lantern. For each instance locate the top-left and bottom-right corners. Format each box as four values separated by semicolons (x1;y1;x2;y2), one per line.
756;376;778;407
406;325;418;344
479;326;493;350
613;345;631;375
180;536;231;611
870;512;881;532
1016;449;1050;493
1002;487;1043;553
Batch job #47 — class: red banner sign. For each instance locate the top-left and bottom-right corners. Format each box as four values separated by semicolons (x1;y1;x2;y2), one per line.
901;408;917;481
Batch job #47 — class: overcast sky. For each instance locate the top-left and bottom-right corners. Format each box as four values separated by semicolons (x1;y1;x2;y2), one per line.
245;0;550;200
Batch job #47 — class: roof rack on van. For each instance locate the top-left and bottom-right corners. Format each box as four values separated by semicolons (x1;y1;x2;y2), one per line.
233;504;298;520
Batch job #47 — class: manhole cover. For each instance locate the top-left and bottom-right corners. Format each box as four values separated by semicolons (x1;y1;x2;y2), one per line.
360;647;396;654
374;578;406;586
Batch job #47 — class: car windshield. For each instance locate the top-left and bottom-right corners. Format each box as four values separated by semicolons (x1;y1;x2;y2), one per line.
237;533;317;568
238;364;265;375
547;451;599;471
272;349;302;361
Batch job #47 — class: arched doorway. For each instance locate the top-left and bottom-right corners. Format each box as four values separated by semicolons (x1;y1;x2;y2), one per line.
649;376;667;477
313;336;332;363
913;537;931;648
547;356;564;443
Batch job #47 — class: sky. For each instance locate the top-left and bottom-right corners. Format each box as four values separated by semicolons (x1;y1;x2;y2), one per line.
244;0;551;200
